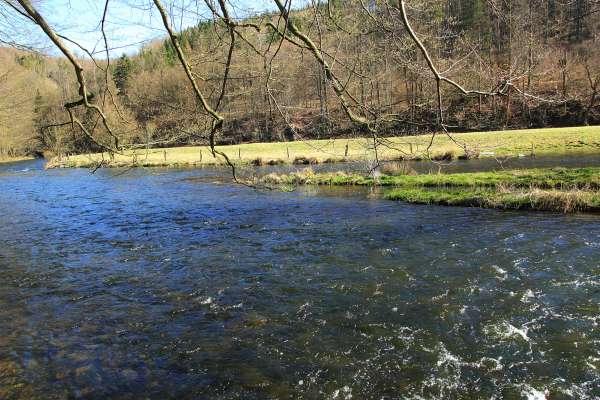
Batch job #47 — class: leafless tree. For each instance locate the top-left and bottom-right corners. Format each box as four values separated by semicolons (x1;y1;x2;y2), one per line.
0;0;597;170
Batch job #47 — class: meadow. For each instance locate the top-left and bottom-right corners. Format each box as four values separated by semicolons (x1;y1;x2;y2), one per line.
47;126;600;168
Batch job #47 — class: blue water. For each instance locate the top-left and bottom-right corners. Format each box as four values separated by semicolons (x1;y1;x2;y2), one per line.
0;160;599;399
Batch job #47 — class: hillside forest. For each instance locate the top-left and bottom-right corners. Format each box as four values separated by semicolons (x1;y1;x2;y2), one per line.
1;0;599;159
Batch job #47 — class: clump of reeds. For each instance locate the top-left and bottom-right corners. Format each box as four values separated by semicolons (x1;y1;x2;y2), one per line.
261;172;283;184
431;149;458;161
380;161;417;176
518;187;594;213
293;156;319;165
458;148;481;160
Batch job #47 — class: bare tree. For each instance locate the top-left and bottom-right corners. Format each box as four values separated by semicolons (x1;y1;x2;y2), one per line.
0;0;597;168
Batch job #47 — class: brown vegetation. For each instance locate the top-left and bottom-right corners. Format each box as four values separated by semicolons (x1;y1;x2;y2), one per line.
1;0;600;160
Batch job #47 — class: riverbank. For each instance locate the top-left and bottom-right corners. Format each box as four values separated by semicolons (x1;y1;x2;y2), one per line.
259;167;600;213
0;156;33;164
46;126;600;169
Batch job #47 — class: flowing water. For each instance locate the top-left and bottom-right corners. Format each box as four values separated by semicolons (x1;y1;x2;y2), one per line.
0;160;599;399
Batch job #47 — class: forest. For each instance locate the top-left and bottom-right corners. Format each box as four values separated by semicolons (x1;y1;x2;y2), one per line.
1;0;599;159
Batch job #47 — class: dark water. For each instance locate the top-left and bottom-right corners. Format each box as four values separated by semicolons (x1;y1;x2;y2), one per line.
0;160;599;399
249;153;600;175
415;153;600;174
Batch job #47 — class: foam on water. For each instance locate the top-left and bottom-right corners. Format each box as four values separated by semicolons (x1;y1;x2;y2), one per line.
485;321;530;342
0;160;599;398
520;384;548;400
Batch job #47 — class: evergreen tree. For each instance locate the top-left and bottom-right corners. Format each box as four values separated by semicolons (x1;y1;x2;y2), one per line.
162;41;177;66
113;54;133;96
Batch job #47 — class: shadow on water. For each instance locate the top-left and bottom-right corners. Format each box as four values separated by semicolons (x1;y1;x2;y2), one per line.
0;159;599;399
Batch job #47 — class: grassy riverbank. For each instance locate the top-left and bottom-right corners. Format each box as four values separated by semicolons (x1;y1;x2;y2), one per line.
47;126;600;168
259;167;600;213
384;187;600;212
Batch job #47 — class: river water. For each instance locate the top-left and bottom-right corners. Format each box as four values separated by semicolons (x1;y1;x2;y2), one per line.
0;160;599;399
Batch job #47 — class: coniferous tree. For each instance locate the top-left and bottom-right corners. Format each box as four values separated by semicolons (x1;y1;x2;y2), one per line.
113;54;133;96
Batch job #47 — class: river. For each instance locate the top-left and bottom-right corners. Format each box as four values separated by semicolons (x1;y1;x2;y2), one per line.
0;159;598;399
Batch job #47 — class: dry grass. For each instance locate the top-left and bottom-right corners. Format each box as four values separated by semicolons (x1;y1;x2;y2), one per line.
0;156;33;164
513;188;597;213
430;149;459;161
380;161;417;176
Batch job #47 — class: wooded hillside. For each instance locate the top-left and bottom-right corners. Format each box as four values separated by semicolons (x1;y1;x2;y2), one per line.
1;0;599;157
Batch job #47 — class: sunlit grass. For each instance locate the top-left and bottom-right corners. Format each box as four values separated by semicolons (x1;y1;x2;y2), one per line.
0;156;33;164
49;125;600;168
259;166;600;213
260;167;600;190
384;188;600;213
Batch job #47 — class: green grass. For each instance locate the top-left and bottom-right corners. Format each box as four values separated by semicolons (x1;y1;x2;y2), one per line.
384;188;600;213
259;167;600;213
261;167;600;190
47;125;600;168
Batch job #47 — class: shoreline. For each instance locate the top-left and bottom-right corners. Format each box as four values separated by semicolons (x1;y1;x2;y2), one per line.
35;125;600;213
0;156;34;164
45;126;600;169
258;167;600;213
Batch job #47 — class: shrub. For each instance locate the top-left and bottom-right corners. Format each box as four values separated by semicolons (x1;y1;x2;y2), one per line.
251;157;265;166
293;156;309;165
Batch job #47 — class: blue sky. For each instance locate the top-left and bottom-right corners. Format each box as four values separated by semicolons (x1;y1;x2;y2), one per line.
38;0;288;57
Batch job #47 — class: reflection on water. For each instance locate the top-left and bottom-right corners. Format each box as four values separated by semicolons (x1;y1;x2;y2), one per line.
0;159;599;399
248;153;600;175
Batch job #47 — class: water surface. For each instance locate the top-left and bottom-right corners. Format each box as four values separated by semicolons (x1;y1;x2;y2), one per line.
0;160;598;399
